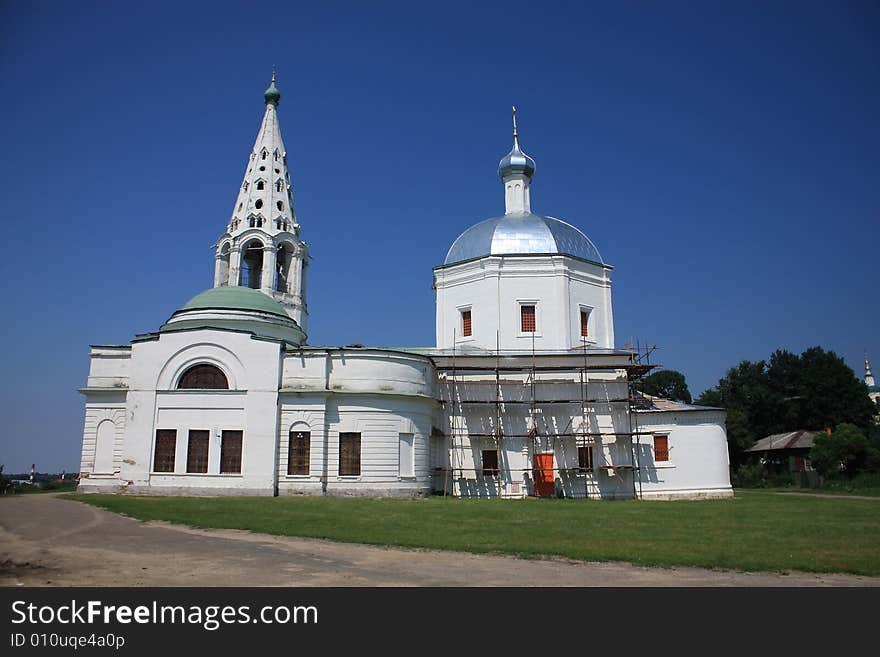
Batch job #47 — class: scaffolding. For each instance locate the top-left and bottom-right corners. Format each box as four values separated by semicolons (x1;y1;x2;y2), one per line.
436;338;656;500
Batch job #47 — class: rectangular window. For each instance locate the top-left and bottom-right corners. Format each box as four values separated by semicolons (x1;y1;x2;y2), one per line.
521;305;536;332
339;432;361;476
578;445;593;471
461;309;472;337
288;431;310;476
580;309;590;337
153;430;176;473
654;435;669;462
220;430;243;474
482;449;500;477
186;429;209;473
399;433;414;477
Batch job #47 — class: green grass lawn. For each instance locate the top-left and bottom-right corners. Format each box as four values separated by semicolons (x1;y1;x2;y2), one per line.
66;490;880;576
756;487;880;497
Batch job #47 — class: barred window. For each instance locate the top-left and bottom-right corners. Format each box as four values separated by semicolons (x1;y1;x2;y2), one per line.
186;430;209;473
482;449;499;477
288;431;310;476
578;445;593;471
461;309;472;337
220;430;243;474
339;432;361;476
153;430;176;472
521;305;536;333
178;364;228;390
654;435;669;462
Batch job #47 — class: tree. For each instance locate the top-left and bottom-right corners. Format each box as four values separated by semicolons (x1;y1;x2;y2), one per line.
696;347;876;468
809;423;871;478
635;369;692;403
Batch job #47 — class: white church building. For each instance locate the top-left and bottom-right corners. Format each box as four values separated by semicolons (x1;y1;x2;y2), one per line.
78;77;733;500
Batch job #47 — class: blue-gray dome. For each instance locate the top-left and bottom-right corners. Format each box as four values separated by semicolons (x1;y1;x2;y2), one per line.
444;212;603;265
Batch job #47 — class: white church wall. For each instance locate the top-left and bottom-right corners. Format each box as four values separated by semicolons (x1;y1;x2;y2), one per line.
281;349;434;397
566;259;614;349
78;401;126;488
84;346;131;388
86;329;283;495
277;349;436;496
277;397;327;495
634;410;733;499
435;255;614;351
277;394;434;497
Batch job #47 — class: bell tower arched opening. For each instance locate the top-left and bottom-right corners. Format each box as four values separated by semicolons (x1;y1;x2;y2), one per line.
239;239;264;289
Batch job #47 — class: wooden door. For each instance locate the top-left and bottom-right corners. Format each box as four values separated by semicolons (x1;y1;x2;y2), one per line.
533;453;555;497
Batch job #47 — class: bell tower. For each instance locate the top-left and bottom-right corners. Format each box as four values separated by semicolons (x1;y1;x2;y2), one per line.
213;72;309;335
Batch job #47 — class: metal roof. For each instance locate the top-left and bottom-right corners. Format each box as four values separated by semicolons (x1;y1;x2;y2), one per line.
631;393;722;413
444;212;603;265
179;286;291;318
745;430;820;452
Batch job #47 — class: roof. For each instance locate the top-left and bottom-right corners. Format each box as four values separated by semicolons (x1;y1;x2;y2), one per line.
444;212;603;265
179;286;291;318
632;392;722;413
745;430;820;452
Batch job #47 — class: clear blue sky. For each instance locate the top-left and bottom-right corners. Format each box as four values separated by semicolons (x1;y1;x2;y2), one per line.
1;1;877;473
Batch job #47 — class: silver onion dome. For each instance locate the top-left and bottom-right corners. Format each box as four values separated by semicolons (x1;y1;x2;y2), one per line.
498;106;536;179
498;143;536;179
444;212;603;265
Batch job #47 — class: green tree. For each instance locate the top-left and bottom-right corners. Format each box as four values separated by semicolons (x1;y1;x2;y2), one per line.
696;347;876;468
809;423;870;478
635;369;692;403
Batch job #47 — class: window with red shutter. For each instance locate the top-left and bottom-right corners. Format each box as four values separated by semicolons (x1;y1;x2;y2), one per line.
461;310;472;337
654;435;669;462
580;310;589;337
521;305;536;332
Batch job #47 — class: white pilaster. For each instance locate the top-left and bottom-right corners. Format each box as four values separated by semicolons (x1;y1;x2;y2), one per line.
260;245;277;294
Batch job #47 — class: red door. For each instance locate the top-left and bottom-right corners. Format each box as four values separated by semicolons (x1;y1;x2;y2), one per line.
533;453;555;497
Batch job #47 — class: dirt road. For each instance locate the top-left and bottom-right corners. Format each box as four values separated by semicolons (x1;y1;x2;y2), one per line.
1;494;877;587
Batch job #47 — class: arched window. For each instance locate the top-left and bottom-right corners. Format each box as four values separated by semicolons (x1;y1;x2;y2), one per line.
178;364;229;390
277;200;283;211
257;180;265;190
255;199;263;209
239;238;264;288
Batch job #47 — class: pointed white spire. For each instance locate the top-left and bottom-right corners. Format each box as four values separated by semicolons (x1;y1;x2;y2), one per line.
867;352;876;388
224;74;297;237
213;73;309;337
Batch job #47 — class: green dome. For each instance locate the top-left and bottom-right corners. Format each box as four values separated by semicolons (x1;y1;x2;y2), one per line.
181;286;290;317
264;80;281;105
